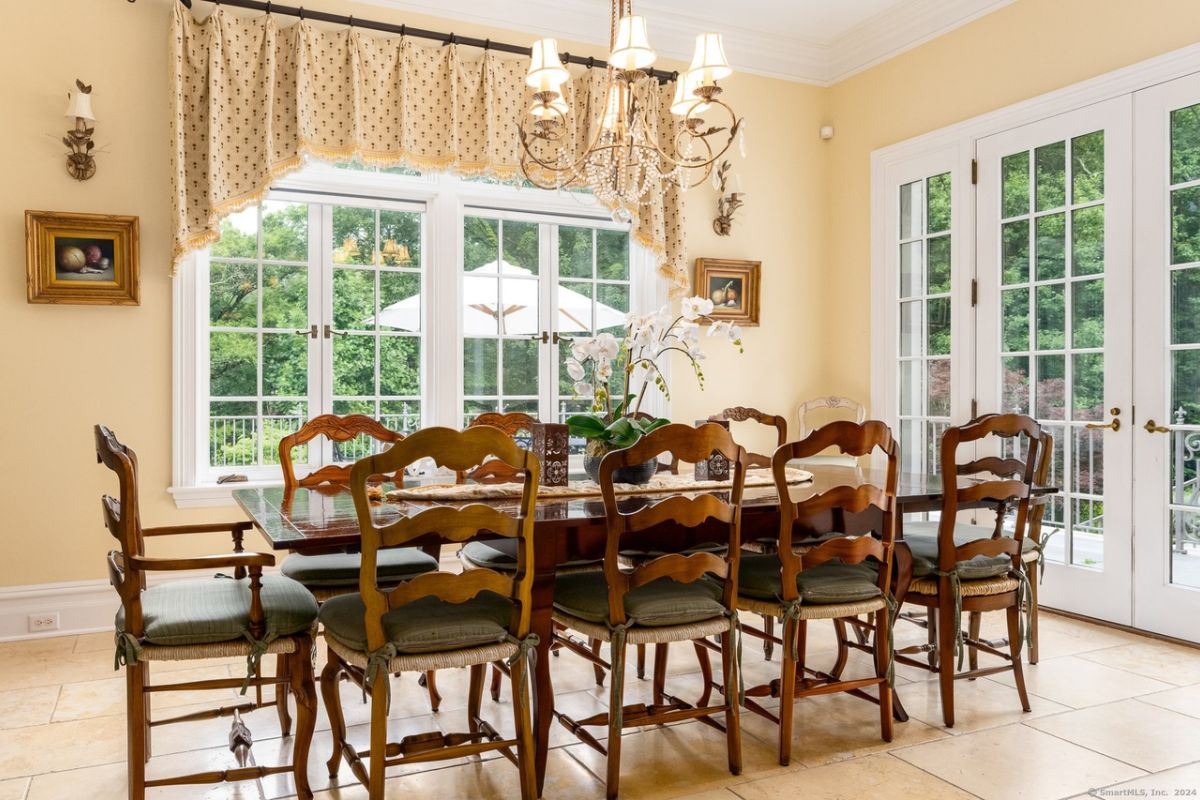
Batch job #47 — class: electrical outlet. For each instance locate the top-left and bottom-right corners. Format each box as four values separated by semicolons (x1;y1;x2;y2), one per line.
27;613;59;633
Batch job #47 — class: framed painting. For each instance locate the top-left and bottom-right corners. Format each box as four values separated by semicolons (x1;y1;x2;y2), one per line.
694;257;760;326
25;210;140;305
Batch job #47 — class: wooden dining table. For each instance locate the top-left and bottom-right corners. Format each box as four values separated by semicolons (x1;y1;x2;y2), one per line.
233;464;1055;794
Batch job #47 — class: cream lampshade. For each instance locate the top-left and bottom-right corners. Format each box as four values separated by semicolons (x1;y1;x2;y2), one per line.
530;97;570;119
610;15;656;70
687;33;732;86
527;38;570;89
670;71;711;116
65;89;95;122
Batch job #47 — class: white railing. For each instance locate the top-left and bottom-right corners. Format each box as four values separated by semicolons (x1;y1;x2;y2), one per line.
209;406;421;468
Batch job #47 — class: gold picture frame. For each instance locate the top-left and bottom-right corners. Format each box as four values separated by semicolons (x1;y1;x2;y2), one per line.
694;258;760;326
26;210;140;305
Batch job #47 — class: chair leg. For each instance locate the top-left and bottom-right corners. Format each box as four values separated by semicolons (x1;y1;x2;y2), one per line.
652;643;669;706
1007;604;1032;712
830;619;847;679
290;642;317;800
468;663;486;737
489;663;504;702
967;612;982;675
140;660;151;762
606;640;627;800
795;619;807;681
368;673;390;797
1027;568;1040;665
511;652;538;800
321;658;347;779
926;608;938;669
874;608;894;743
936;597;957;728
720;628;742;776
424;670;442;713
275;652;293;737
694;640;714;708
778;616;797;767
125;662;148;800
590;638;606;687
762;614;774;661
636;643;646;680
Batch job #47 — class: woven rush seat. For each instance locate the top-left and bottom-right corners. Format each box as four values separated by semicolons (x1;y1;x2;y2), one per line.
551;612;731;644
737;594;886;620
134;634;307;661
903;521;1035;578
281;548;438;587
907;573;1021;597
116;575;318;649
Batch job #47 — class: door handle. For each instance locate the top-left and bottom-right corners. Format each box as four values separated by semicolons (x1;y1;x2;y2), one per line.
324;325;347;338
293;324;318;339
552;332;573;345
1085;407;1121;432
1144;419;1170;433
529;331;549;344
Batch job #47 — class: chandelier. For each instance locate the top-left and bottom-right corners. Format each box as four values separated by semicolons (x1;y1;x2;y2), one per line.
518;0;743;222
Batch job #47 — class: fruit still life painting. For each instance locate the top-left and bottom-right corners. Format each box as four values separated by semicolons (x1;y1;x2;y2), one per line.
693;258;761;327
26;210;139;305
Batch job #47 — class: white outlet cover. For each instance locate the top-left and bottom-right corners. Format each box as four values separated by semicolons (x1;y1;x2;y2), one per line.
27;613;59;632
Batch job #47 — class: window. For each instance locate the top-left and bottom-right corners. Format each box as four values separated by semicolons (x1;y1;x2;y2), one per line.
897;172;953;478
174;166;662;498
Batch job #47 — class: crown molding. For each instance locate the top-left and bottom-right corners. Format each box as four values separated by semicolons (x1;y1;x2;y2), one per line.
353;0;1012;85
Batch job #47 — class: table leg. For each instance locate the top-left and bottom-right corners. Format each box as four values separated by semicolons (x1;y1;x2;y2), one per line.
891;534;913;723
531;540;557;795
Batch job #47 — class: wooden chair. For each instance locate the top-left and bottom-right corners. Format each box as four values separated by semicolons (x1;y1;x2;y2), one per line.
551;422;746;799
461;411;537;483
795;396;867;467
321;426;540;799
96;425;318;800
894;414;1043;727
278;414;444;711
904;424;1054;666
737;420;899;766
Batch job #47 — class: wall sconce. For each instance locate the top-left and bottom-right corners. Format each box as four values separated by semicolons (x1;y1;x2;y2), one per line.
63;79;97;181
712;160;745;236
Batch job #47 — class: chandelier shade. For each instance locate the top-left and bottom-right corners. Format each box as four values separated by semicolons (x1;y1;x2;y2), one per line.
687;33;732;85
610;15;656;70
526;38;570;89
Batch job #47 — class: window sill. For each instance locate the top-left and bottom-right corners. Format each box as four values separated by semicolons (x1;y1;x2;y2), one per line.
168;480;282;509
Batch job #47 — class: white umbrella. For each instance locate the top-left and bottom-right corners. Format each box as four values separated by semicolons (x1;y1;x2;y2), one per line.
370;259;627;336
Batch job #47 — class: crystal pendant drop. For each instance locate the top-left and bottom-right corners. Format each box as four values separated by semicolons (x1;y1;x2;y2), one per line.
738;122;748;159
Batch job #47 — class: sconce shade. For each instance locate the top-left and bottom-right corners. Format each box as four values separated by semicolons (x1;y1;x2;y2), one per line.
687;33;732;86
610;15;656;70
526;38;570;89
65;90;95;122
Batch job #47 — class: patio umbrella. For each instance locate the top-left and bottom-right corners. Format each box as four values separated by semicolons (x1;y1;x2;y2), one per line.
370;259;627;335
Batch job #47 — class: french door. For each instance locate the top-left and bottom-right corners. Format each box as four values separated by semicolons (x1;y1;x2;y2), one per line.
975;97;1134;625
1132;74;1200;640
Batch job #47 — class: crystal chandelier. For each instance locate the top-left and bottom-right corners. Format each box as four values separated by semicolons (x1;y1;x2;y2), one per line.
518;0;744;222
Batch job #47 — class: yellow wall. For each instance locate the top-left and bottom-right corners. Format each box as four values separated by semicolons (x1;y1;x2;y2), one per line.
0;0;824;586
822;0;1200;406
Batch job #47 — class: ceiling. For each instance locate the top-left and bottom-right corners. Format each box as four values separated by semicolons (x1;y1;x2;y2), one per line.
357;0;1014;85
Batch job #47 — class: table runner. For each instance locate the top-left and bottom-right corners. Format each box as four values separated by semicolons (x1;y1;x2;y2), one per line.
386;467;813;502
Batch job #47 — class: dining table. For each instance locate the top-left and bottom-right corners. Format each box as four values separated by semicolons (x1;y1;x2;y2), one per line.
233;464;1056;794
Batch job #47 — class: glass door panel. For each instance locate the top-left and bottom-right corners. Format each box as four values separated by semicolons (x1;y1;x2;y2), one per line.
976;96;1133;625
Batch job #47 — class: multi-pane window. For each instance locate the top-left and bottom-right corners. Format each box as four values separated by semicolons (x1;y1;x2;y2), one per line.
897;173;952;478
997;131;1106;566
207;202;312;470
1167;102;1200;587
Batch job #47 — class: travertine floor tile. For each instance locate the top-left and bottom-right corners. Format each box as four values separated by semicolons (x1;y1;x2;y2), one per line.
899;672;1070;733
895;724;1145;800
0;685;59;730
52;664;236;722
987;655;1173;708
0;778;28;800
1026;698;1200;772
1065;761;1200;799
1078;640;1200;686
1139;682;1200;719
0;715;126;780
730;752;975;800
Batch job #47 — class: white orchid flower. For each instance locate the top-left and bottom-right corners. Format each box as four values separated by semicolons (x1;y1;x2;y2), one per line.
728;324;743;342
708;320;731;338
565;358;585;381
680;321;701;344
594;332;620;361
573;381;593;397
681;296;714;321
595;360;613;380
571;338;594;362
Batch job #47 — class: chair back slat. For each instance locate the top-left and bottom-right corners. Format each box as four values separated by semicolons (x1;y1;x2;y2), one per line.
349;426;539;654
596;423;747;626
773;420;899;601
461;412;537;484
708;406;787;468
796;395;867;438
279;414;404;489
94;424;147;633
935;414;1045;574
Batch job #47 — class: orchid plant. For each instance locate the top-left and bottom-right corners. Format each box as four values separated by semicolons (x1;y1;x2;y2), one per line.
565;296;744;454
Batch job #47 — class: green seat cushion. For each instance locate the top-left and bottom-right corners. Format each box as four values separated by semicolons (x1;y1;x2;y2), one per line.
460;540;599;571
746;531;843;552
117;575;318;647
904;521;1025;580
554;571;725;627
619;541;727;562
318;590;513;654
280;548;438;588
739;556;883;605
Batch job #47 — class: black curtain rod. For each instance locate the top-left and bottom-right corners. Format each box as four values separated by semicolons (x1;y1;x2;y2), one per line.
176;0;678;84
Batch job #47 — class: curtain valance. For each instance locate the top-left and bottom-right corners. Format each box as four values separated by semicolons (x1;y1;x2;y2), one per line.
170;4;687;291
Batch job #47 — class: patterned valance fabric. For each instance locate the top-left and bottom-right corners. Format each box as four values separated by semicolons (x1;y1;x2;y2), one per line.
169;4;687;291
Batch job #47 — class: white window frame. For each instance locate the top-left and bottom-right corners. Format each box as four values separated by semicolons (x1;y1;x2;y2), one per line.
172;166;667;507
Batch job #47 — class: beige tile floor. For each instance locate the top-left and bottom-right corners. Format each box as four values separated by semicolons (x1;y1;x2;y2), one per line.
2;612;1198;800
